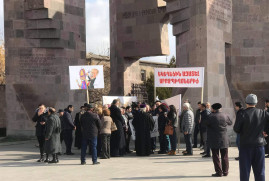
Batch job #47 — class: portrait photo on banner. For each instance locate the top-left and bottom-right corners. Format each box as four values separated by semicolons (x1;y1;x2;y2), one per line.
69;65;105;90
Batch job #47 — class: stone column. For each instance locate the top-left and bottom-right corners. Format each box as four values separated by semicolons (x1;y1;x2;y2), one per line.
165;0;234;116
109;0;169;96
4;0;86;136
230;0;269;108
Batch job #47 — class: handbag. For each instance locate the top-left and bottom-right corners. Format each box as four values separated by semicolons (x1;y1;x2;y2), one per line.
111;122;118;132
164;122;174;135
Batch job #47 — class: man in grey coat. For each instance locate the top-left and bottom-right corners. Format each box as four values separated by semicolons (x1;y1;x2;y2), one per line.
45;107;62;164
206;103;232;177
181;103;194;155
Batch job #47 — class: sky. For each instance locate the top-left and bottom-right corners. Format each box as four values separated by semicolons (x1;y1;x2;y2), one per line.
0;0;176;63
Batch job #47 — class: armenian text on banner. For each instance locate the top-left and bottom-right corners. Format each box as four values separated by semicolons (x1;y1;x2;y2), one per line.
154;67;204;88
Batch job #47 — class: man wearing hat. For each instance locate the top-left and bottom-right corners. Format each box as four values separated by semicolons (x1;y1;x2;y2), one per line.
234;94;269;181
205;103;232;177
80;103;101;165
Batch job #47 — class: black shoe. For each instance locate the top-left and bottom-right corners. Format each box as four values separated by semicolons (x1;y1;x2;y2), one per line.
44;159;50;163
37;157;44;162
200;152;206;155
235;157;240;161
158;151;166;154
182;151;187;154
192;145;197;148
48;159;57;164
81;161;86;165
212;173;222;177
66;152;75;155
93;162;100;165
223;173;228;176
183;153;193;156
202;155;211;158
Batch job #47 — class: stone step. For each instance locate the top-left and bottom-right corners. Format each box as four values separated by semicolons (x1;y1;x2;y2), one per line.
25;29;61;39
26;19;62;30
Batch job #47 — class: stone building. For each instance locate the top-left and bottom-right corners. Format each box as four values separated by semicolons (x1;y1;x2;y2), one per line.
86;53;168;103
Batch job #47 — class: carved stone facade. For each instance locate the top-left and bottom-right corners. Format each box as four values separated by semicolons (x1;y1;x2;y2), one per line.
109;0;169;96
4;0;86;136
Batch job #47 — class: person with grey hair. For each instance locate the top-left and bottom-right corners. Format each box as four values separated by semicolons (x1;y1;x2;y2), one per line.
234;94;269;181
181;103;194;155
132;104;155;156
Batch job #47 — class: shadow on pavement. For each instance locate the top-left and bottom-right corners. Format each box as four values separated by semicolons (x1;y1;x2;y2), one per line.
110;175;212;180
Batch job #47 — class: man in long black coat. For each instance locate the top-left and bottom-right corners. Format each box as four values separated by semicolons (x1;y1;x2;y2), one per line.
109;99;126;157
45;108;62;163
32;104;48;162
264;99;269;158
133;104;154;156
205;103;232;177
74;106;85;149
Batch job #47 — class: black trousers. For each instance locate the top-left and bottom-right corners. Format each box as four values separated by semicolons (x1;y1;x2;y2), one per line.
265;136;269;154
64;129;73;154
151;137;156;150
125;131;131;152
184;134;193;154
60;131;64;144
211;148;229;176
101;134;111;158
193;124;200;146
37;136;45;155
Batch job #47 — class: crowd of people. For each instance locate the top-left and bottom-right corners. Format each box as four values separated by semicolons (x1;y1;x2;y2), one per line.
32;94;269;180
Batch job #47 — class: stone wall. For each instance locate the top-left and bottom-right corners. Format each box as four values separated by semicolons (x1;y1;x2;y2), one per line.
4;0;86;136
230;0;269;107
0;85;6;136
110;0;169;96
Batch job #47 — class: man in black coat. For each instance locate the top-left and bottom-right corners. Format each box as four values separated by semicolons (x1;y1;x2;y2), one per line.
264;99;269;158
234;94;269;181
133;104;155;156
200;103;211;157
205;103;232;177
32;104;49;162
80;103;101;165
109;99;126;157
63;105;76;155
193;102;202;148
74;106;85;149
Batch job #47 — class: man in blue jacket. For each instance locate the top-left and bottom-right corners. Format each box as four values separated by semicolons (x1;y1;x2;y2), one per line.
234;94;269;181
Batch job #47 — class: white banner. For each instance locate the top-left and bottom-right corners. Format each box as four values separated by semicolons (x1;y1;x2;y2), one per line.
69;65;104;90
129;119;136;141
102;96;137;107
151;116;159;138
154;67;204;88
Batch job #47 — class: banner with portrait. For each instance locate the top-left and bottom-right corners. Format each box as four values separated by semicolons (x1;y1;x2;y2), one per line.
69;65;104;90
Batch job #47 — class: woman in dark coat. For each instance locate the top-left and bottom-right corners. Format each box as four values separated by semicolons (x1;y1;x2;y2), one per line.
167;105;178;155
109;99;126;157
45;108;62;164
132;104;154;156
158;104;170;154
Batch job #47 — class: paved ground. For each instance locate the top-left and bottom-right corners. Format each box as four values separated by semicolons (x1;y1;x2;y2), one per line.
0;140;268;181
